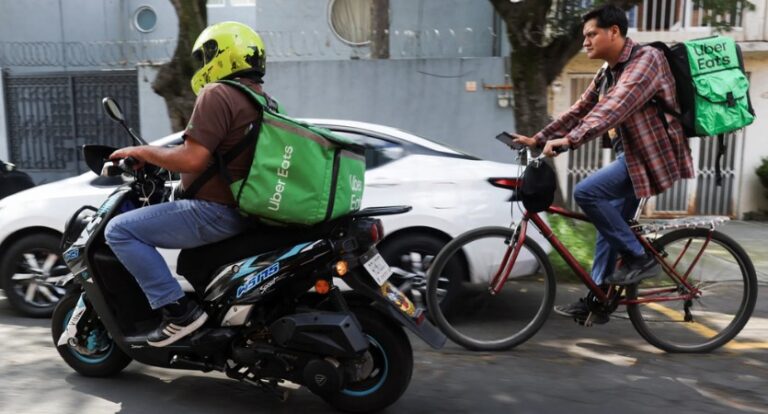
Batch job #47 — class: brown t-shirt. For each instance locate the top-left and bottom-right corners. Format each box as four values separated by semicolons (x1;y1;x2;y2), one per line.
181;78;265;206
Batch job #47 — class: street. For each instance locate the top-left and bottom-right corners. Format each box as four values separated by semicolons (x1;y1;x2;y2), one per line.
1;278;766;414
1;221;767;414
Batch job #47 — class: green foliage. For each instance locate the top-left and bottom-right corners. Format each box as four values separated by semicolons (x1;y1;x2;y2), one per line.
692;0;755;32
546;214;596;281
756;157;768;191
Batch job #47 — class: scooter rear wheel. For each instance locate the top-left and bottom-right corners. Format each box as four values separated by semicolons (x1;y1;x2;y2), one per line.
51;292;132;377
322;308;413;413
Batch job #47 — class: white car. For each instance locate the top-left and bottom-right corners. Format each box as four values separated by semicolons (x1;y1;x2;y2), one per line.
0;120;545;316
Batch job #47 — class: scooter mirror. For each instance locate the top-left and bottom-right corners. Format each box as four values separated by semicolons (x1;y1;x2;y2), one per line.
102;97;125;123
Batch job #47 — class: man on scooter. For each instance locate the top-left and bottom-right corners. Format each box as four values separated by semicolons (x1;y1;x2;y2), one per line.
106;22;270;347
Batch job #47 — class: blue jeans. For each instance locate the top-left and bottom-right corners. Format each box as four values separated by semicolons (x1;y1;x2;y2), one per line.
573;154;643;285
105;199;246;309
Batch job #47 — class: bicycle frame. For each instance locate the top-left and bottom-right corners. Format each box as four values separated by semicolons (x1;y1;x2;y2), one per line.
489;204;711;307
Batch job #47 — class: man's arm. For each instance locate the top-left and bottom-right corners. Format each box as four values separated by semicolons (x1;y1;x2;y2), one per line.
109;137;212;173
563;50;662;149
531;74;602;147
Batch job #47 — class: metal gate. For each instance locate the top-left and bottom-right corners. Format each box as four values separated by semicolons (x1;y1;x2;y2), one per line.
3;71;139;183
564;74;742;217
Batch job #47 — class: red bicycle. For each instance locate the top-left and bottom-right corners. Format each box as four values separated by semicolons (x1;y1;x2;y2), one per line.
425;149;757;353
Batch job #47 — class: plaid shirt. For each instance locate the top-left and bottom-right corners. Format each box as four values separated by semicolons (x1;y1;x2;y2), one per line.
533;38;694;198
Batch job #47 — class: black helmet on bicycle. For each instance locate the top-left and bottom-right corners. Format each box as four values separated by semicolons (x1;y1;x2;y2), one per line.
520;160;556;213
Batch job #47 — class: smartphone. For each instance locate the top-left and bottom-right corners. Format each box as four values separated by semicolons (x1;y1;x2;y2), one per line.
495;132;525;150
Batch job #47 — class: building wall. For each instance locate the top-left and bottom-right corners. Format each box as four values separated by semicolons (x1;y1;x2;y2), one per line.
0;0;178;73
3;0;515;166
137;57;519;164
206;0;500;60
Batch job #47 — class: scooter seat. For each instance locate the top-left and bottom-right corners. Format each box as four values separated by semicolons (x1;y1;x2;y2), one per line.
176;223;333;292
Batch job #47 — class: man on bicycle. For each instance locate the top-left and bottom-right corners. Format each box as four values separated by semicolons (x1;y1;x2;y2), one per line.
512;5;694;323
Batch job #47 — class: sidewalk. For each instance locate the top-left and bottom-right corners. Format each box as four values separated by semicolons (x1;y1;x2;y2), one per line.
718;220;768;282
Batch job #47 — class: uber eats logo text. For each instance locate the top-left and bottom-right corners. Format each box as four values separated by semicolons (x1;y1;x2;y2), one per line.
350;175;363;210
269;145;294;212
693;41;732;71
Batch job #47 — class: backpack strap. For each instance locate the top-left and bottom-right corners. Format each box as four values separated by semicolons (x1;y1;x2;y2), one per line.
180;80;270;200
181;122;261;199
715;133;726;187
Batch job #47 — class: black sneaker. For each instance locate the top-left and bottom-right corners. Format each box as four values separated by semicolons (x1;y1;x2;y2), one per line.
553;298;609;325
554;298;589;318
147;301;208;347
606;254;661;286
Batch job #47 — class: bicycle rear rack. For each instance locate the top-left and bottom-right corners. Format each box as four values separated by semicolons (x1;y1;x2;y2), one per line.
632;216;730;235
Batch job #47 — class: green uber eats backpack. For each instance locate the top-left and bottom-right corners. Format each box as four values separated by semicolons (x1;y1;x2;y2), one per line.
633;36;755;185
647;35;755;137
185;80;366;226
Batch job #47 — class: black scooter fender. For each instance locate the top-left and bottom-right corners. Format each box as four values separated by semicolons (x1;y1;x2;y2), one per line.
343;272;446;349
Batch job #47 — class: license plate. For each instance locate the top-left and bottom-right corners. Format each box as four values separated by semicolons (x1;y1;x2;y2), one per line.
361;248;393;286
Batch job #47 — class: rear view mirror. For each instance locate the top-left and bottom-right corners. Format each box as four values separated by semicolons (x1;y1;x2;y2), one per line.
101;97;147;146
102;97;125;123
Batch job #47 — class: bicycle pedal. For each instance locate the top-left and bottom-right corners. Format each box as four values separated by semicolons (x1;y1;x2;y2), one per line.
574;312;609;327
573;317;593;327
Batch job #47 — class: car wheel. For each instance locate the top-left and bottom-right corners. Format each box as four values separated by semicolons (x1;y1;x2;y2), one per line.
1;233;69;317
378;233;464;313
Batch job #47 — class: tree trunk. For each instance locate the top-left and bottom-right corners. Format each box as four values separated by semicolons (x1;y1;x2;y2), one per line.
509;46;550;136
370;0;390;59
152;0;207;132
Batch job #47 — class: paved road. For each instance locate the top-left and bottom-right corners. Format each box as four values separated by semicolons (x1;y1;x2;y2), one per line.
0;220;766;414
1;284;766;414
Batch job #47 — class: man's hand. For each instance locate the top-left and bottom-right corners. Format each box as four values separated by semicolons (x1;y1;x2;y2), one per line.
542;138;570;158
110;146;147;170
511;134;537;149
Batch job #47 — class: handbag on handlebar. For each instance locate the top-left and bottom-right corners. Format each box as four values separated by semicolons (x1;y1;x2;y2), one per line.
520;159;557;213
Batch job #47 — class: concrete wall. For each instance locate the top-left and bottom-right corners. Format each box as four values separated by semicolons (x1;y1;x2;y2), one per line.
0;72;8;161
137;65;172;140
207;0;501;60
738;52;768;215
0;0;177;72
136;57;518;164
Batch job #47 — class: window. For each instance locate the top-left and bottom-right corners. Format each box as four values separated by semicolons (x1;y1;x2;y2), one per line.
230;0;256;6
206;0;225;6
133;6;157;33
330;131;404;169
328;0;373;46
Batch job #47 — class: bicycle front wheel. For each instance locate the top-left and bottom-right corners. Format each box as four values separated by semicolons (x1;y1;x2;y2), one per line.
627;228;758;353
425;226;555;351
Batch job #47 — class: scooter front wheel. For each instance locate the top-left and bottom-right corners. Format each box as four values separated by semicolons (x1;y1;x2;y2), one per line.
51;292;132;377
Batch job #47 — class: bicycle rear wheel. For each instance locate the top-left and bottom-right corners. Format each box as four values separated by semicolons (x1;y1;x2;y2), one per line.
627;228;757;353
425;226;555;351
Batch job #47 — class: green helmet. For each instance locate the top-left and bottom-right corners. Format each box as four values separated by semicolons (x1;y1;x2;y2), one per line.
190;21;266;95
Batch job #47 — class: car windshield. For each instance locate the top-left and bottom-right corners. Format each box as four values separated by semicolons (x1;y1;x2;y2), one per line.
389;127;480;159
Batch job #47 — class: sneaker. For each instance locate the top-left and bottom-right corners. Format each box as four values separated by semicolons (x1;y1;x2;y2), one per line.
147;301;208;347
553;298;609;325
606;254;661;286
553;298;589;318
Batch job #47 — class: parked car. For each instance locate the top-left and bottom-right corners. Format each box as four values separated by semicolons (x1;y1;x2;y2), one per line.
0;119;545;317
0;160;35;200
